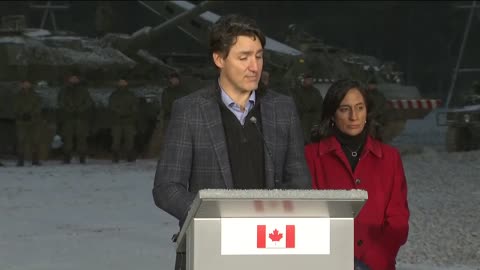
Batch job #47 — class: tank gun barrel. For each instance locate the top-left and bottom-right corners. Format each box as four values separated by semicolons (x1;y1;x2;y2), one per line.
103;1;217;54
144;1;215;42
130;1;303;56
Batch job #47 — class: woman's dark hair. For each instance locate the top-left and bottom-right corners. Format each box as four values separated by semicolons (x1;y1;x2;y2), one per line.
311;78;378;141
209;14;266;60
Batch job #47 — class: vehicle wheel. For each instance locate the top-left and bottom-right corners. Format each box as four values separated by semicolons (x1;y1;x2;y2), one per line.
446;126;469;152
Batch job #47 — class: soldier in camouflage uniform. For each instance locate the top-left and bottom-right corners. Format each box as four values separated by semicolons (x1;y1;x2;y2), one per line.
463;81;480;106
474;81;480;95
108;79;138;162
257;70;270;92
57;73;94;164
158;72;190;136
290;72;323;144
366;78;390;141
14;80;43;166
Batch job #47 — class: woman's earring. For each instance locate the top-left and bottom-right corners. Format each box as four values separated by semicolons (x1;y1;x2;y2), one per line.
331;121;335;127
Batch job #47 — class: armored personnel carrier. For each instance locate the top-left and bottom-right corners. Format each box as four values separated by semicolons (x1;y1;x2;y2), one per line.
0;14;211;159
280;24;442;142
0;0;304;160
437;84;480;152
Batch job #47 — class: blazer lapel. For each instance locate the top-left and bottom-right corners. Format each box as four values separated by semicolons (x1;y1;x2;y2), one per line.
199;88;234;188
260;91;276;188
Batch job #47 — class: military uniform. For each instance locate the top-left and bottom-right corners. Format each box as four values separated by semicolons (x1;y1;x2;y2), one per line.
159;84;190;135
14;87;42;166
474;83;480;96
291;84;323;144
146;74;190;157
57;83;94;163
367;86;390;140
463;81;480;106
257;81;268;92
368;88;388;120
109;86;138;162
136;96;160;156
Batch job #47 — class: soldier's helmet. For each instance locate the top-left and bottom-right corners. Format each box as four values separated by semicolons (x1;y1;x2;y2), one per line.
367;78;378;90
298;71;314;89
64;67;80;77
302;71;313;79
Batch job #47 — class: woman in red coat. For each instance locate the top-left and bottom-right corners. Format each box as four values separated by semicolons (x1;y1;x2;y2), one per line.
305;79;409;270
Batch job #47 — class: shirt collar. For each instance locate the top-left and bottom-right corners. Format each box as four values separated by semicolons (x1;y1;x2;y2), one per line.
218;79;256;109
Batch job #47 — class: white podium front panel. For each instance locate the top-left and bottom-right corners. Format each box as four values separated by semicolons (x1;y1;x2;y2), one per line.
189;218;353;270
178;189;367;270
176;189;367;253
221;218;330;255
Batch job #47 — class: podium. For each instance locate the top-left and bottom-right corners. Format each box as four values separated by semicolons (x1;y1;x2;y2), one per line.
176;189;367;270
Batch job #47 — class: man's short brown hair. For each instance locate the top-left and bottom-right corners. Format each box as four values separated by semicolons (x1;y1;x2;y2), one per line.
209;14;266;60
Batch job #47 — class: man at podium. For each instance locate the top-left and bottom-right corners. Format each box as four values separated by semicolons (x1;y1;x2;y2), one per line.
153;14;310;270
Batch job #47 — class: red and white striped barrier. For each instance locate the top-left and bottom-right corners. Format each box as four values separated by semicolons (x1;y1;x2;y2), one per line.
388;99;442;110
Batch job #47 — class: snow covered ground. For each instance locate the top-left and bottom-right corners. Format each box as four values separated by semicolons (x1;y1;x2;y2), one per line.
1;109;479;270
0;161;177;270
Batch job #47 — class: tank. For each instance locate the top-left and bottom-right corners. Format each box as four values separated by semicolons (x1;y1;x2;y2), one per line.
0;14;213;159
275;24;442;142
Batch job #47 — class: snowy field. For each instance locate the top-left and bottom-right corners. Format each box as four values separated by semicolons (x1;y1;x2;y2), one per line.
1;109;479;270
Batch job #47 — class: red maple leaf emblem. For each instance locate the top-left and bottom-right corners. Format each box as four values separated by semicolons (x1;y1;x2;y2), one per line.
269;229;283;242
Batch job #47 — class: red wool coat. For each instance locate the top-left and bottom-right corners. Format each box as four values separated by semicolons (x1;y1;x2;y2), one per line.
304;135;409;270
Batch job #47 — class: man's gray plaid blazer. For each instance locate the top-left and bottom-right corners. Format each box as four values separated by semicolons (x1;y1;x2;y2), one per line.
153;83;311;225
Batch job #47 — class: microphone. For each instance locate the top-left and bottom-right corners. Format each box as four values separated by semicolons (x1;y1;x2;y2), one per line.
249;116;279;187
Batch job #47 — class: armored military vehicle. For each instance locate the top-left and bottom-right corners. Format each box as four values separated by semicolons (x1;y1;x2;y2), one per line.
437;85;480;152
0;0;306;160
0;13;212;160
280;24;441;142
